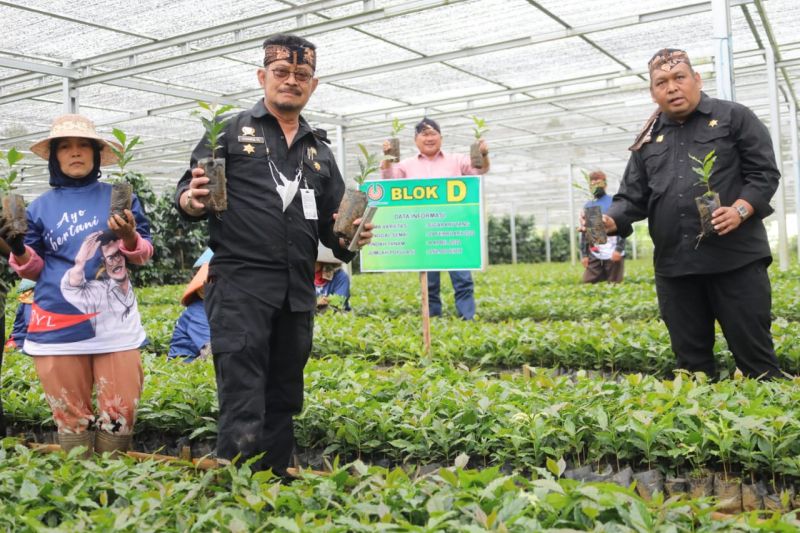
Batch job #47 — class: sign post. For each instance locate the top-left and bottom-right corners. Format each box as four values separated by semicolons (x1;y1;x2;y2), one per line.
360;176;485;353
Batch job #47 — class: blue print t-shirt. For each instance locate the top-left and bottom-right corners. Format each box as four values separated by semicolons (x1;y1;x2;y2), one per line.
22;180;151;356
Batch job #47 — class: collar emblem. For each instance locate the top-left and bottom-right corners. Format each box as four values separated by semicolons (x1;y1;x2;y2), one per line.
656;135;664;143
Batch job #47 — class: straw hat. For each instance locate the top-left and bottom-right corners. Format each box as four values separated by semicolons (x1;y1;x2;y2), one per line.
181;263;210;307
30;114;122;166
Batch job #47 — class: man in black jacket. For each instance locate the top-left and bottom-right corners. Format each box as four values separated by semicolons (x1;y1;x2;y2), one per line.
599;48;782;379
176;34;372;475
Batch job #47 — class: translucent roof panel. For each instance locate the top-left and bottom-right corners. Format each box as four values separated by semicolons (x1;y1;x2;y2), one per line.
0;0;798;224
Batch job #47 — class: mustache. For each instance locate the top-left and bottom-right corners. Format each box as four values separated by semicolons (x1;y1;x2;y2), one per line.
280;88;302;96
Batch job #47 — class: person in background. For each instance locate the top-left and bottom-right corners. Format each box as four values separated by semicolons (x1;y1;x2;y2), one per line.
168;249;212;362
6;113;153;456
579;170;625;283
381;117;489;320
5;279;35;350
315;245;350;312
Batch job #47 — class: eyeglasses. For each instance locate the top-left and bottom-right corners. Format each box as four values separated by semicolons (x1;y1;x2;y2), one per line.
103;250;123;265
269;67;313;83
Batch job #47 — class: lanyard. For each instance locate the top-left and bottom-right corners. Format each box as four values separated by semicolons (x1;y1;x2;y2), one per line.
259;124;309;189
260;125;310;211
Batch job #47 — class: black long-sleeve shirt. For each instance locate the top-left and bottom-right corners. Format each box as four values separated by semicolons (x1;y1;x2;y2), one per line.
607;92;779;277
175;99;353;312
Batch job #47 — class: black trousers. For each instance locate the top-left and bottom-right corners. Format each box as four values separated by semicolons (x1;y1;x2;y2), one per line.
655;259;781;379
582;257;624;283
205;277;313;473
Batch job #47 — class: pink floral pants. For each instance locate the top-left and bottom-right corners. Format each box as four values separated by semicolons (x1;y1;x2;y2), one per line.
33;350;143;435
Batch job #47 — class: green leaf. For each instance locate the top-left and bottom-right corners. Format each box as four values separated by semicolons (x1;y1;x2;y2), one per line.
112;128;127;145
7;147;23;167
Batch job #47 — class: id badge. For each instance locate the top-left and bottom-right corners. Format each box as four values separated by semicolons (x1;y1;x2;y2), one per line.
301;188;318;220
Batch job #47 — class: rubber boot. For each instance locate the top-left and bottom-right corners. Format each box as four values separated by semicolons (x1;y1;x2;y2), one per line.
58;431;93;459
95;431;132;458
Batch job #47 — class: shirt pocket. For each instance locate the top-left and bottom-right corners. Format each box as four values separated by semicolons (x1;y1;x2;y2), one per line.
302;160;330;197
691;125;733;163
641;142;671;194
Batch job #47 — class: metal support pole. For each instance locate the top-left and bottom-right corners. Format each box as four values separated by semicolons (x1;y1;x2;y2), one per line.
62;61;78;113
335;125;346;178
790;98;800;262
568;164;577;265
335;124;352;277
712;0;736;101
510;202;517;264
632;225;638;260
766;46;789;271
544;207;551;263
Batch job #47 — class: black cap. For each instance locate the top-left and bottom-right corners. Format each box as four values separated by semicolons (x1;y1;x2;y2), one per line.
414;118;441;135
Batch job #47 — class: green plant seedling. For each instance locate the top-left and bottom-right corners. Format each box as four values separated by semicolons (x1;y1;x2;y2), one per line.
573;169;594;199
193;101;234;159
0;148;24;192
471;115;489;139
354;143;387;185
689;149;717;197
109;128;141;176
390;118;405;137
193;101;234;213
0;147;28;237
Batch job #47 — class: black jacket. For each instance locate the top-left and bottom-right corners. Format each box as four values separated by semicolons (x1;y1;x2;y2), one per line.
175;99;353;311
608;93;779;276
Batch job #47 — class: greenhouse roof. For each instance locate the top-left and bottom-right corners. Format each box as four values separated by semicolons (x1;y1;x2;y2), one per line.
1;0;799;226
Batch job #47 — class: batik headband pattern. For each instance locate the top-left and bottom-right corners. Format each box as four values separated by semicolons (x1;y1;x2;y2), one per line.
648;49;691;73
263;45;316;71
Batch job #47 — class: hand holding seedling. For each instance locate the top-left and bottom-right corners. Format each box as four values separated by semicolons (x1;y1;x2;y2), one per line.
332;213;374;249
183;167;210;214
711;200;753;236
577;210;618;235
109;209;138;249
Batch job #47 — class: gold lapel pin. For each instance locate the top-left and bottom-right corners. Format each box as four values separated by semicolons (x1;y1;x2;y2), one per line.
709;119;718;128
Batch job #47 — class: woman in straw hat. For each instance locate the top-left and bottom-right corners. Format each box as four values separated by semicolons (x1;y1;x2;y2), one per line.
5;113;153;457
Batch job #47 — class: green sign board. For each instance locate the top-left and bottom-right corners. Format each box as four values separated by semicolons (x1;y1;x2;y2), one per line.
359;176;485;272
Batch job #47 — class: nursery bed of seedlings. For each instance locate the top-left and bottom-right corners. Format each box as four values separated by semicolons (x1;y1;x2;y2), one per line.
3;259;800;528
7;439;800;532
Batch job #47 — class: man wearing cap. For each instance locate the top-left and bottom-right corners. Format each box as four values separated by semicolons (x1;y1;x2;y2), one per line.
380;118;489;320
315;245;350;312
595;48;782;379
579;170;626;283
168;249;212;362
175;34;373;476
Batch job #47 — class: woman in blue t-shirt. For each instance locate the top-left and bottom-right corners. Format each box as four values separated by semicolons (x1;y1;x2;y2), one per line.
3;114;154;457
